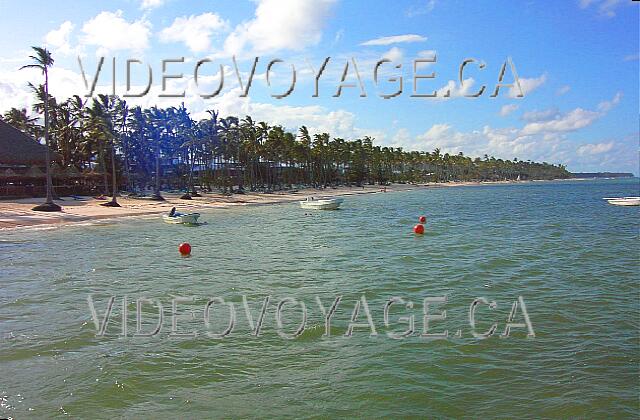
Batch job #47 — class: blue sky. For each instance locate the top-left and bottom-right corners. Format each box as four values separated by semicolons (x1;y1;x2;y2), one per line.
0;0;637;173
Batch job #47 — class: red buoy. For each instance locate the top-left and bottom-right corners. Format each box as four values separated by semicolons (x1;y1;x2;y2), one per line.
418;215;427;224
179;242;191;256
413;224;425;234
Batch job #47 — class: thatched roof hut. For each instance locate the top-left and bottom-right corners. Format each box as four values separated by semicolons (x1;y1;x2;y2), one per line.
0;119;60;166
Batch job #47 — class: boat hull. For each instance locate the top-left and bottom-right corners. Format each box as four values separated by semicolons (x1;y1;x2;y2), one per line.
162;213;201;224
299;198;343;210
604;197;640;207
607;199;640;206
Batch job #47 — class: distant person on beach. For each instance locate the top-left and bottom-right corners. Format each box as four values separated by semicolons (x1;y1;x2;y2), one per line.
169;207;176;216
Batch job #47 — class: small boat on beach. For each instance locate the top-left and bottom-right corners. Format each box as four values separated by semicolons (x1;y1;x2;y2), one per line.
603;197;640;206
299;197;344;210
162;207;201;224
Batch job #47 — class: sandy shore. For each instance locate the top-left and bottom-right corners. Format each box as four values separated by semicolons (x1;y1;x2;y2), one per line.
0;180;528;231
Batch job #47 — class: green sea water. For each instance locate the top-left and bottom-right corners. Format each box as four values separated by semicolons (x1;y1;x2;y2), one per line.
1;179;639;418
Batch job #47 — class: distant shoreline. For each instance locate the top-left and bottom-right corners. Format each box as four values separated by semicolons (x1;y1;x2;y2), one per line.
0;178;626;231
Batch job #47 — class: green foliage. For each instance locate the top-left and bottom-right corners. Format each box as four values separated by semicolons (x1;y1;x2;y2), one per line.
5;96;571;193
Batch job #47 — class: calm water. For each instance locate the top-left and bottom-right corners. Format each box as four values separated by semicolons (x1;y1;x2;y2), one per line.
1;179;639;418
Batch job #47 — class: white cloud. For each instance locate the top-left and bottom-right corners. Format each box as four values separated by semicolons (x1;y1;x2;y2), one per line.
509;73;546;98
500;104;519;116
413;50;437;70
521;108;601;135
431;77;476;99
140;0;165;10
47;67;87;100
522;108;560;122
44;21;75;55
0;80;34;116
420;124;455;142
577;142;614;156
597;91;622;112
578;0;627;18
623;54;639;62
381;47;403;62
360;34;427;46
159;13;228;53
0;66;86;115
387;121;634;173
482;91;623;147
383;89;634;171
333;29;344;44
81;10;151;55
406;0;436;17
417;50;437;58
556;85;571;96
519;92;620;135
193;87;385;140
224;0;336;55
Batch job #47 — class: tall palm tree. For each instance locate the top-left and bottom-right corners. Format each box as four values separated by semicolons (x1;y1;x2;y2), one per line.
21;46;60;211
91;95;121;207
146;106;166;200
113;98;131;193
126;106;149;192
173;104;197;199
240;116;258;190
220;116;242;191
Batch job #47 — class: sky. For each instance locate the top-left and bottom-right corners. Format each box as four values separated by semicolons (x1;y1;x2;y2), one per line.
0;0;638;174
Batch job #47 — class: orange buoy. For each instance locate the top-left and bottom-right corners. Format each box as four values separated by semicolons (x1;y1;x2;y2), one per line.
413;224;425;234
418;215;427;224
179;242;191;256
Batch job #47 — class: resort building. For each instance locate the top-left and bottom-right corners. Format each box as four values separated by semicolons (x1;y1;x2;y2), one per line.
0;119;59;198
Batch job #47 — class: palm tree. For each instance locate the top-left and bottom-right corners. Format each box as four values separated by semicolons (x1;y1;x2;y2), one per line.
91;95;121;207
113;98;131;193
146;106;166;200
173;104;197;199
3;108;37;137
240;116;258;190
126;106;149;192
21;46;60;211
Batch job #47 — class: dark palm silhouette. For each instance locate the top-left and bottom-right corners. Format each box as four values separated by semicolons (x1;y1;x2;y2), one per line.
3;94;571;196
21;46;61;211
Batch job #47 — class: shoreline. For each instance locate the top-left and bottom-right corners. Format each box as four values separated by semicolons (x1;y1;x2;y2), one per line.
0;179;563;231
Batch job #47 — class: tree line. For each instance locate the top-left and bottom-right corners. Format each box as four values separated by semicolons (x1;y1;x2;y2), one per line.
3;47;571;209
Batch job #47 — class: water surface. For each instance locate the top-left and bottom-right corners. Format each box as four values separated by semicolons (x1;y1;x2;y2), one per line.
1;179;638;418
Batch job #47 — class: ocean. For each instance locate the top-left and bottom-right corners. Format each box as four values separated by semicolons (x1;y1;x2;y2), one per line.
1;179;638;418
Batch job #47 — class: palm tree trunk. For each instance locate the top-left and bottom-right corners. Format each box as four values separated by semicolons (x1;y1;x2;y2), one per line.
111;143;118;200
44;77;54;203
151;134;164;201
225;154;232;193
102;140;121;207
33;67;61;211
181;148;195;199
99;147;109;195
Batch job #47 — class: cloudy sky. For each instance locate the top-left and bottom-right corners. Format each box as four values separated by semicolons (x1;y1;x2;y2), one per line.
0;0;638;174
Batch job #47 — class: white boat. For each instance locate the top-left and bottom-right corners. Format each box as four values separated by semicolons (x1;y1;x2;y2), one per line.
603;197;640;206
299;197;344;210
162;212;201;224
